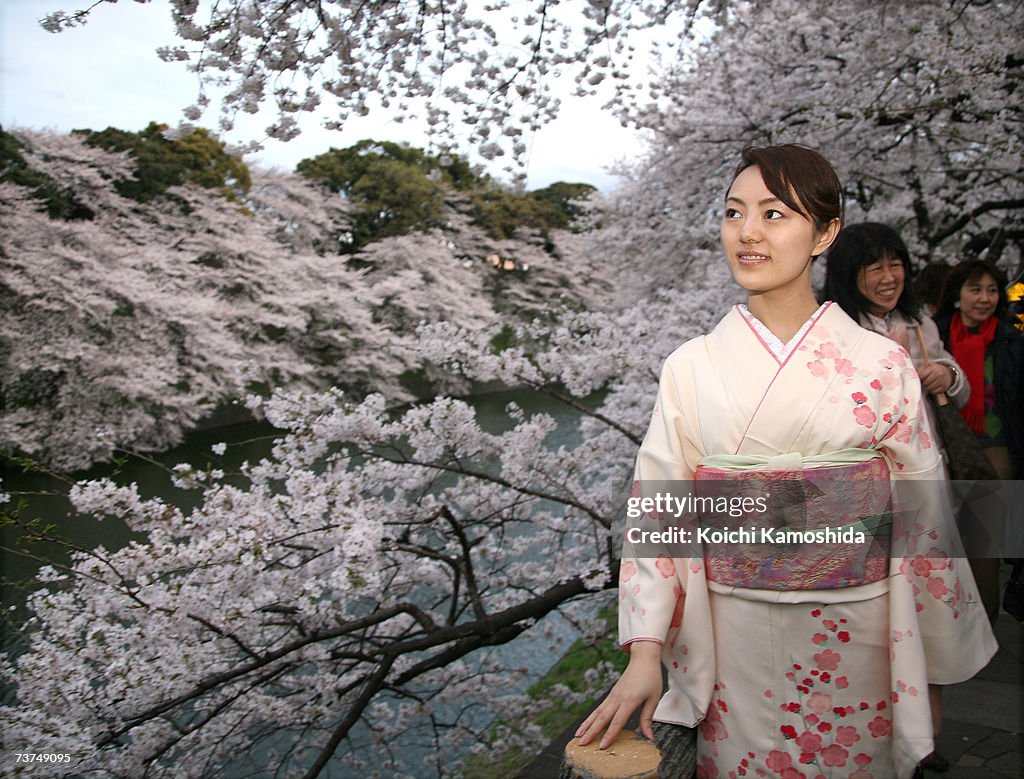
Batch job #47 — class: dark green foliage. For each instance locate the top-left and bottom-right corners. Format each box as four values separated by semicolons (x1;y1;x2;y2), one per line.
528;181;597;229
0;126;95;220
469;187;551;239
76;122;251;203
488;324;517;354
297;139;476;194
297;139;598;248
297;139;463;249
348;156;446;247
469;183;592;239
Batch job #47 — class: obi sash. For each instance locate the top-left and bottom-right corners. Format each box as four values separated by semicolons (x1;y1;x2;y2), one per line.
694;449;892;591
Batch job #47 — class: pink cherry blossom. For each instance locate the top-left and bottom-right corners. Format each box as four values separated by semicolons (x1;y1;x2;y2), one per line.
656;554;676;579
835;725;861;747
808;360;830;379
834;358;856;377
853;406;877;428
813;649;842;671
805;691;834;715
927;576;950;600
766;750;794;772
819;744;849;767
816;342;842;359
868;716;892;738
795;731;823;753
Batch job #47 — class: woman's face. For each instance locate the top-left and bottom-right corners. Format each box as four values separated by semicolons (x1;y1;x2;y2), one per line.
958;273;1000;328
856;254;905;316
721;166;838;297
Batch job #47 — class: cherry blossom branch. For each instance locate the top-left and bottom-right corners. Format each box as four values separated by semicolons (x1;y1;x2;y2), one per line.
526;380;643;446
353;445;613;528
302;654;396;779
930;199;1024;246
94;601;434;746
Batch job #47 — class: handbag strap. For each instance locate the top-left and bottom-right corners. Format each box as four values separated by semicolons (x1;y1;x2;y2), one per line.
911;323;950;407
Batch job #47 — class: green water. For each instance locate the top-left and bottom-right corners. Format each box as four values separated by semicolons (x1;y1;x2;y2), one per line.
1;387;599;644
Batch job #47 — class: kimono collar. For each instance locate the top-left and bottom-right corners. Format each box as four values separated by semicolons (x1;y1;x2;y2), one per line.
737;302;829;362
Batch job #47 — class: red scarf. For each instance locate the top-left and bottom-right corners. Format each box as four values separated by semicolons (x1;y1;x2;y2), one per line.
949;314;998;434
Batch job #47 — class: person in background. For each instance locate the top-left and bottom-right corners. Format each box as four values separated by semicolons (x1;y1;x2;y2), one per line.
933;259;1023;479
914;261;952;317
934;260;1024;621
823;222;970;444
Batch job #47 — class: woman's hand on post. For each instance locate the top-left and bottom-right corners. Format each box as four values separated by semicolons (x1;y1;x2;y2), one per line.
574;640;664;749
918;363;953;396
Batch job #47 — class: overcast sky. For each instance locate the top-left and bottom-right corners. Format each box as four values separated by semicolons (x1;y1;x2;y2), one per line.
0;0;647;191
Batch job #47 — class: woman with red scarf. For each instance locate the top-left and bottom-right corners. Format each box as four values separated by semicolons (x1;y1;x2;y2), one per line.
935;259;1024;622
935;260;1024;480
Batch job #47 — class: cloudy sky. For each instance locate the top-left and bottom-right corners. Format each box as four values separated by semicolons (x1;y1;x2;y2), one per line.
0;0;647;190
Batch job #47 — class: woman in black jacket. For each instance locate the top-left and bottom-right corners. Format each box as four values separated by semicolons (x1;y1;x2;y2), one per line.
934;259;1024;623
934;260;1024;479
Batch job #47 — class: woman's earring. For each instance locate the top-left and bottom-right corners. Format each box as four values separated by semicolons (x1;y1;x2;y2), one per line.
954;301;961;308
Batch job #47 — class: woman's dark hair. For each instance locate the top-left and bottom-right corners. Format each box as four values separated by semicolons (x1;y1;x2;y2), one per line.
823;222;921;322
729;144;843;236
913;261;952;314
935;259;1009;321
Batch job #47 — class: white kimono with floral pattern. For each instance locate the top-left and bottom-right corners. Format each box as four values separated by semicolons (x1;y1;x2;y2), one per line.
620;303;997;779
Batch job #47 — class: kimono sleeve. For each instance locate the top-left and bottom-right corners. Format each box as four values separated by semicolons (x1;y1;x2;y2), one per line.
619;351;700;647
874;350;943;480
876;353;997;684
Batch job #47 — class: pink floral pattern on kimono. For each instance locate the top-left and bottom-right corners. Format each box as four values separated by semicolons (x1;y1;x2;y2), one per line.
620;304;997;779
698;607;890;779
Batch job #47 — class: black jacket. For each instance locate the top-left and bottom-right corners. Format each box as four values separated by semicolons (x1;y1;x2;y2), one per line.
934;314;1024;478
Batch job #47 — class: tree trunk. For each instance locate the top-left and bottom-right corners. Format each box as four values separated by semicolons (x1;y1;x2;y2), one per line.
652;721;697;778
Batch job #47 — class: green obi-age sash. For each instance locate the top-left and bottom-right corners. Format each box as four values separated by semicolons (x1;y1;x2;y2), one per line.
694;449;892;591
698;447;884;470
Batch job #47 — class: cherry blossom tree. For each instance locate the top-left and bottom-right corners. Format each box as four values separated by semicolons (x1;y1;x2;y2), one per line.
1;125;634;774
1;128;378;470
597;0;1023;289
0;127;610;470
1;278;736;777
39;0;705;170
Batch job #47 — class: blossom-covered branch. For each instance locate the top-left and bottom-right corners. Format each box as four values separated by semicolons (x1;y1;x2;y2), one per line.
40;0;706;163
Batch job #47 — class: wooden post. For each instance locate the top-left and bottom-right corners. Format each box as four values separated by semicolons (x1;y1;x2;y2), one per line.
560;730;660;779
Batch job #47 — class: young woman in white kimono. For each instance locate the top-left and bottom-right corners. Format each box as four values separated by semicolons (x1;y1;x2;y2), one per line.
576;145;997;779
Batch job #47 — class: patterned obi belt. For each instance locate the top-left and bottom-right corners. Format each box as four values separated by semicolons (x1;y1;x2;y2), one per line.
694;450;891;591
